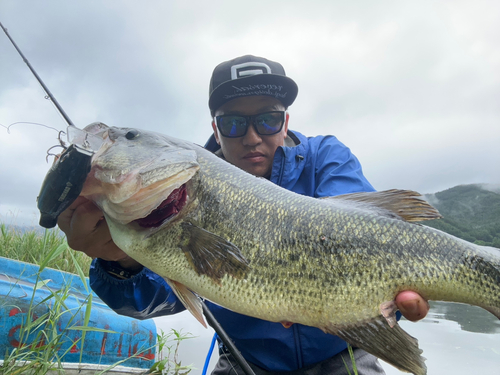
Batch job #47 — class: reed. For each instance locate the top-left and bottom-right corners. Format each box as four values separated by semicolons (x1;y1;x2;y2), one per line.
0;224;92;275
341;344;359;375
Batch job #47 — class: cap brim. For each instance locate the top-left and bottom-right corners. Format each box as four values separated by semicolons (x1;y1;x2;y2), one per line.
209;74;298;112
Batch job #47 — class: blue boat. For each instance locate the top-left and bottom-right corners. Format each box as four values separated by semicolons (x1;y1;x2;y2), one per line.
0;256;157;373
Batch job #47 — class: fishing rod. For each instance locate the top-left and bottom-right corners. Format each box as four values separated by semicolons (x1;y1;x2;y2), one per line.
2;21;256;375
202;303;256;375
0;21;74;127
1;21;103;228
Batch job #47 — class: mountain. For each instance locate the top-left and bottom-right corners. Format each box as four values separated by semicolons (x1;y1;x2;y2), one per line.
423;184;500;248
3;184;499;248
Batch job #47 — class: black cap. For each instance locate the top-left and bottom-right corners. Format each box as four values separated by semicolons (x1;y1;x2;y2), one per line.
209;55;298;113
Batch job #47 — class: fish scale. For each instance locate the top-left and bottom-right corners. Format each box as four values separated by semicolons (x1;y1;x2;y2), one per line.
80;123;500;375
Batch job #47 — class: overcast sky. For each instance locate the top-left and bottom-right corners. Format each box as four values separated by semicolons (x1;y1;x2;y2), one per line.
1;0;499;227
1;1;499;372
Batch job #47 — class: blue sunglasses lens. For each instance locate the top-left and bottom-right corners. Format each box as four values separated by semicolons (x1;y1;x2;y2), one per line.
219;116;248;137
217;112;284;138
254;112;283;135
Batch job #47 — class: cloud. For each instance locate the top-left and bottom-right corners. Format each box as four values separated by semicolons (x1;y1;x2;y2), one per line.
479;183;500;194
1;0;499;217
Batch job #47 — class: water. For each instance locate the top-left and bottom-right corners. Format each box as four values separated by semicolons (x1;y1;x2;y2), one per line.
156;301;500;375
381;301;500;375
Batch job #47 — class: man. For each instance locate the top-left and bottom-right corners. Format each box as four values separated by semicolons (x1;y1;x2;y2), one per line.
58;55;429;374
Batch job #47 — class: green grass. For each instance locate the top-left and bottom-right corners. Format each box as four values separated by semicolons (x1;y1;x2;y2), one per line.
341;344;359;375
0;223;92;276
150;329;194;375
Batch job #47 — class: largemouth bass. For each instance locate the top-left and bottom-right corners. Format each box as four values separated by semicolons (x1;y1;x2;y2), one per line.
78;122;500;375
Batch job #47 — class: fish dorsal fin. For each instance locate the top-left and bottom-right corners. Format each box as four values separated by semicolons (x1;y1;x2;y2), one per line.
322;189;442;222
165;278;207;328
180;222;250;285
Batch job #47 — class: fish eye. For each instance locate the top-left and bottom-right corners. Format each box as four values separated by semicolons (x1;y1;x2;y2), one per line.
125;129;140;140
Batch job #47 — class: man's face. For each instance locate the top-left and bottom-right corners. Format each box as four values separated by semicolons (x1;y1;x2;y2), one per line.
212;96;289;178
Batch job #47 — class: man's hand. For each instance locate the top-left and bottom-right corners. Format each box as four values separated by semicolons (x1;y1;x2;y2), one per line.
395;291;430;322
57;196;141;270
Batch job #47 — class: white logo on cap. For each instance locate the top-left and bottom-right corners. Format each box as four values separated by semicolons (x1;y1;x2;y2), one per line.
231;62;272;80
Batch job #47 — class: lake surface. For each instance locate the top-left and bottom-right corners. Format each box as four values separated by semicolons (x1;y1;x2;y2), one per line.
381;301;500;375
156;301;500;375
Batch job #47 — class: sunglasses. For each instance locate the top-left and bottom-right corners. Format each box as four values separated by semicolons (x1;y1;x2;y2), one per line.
215;111;285;138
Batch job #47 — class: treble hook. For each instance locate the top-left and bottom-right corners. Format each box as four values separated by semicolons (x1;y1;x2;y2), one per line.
57;129;68;147
46;144;65;163
44;130;68;163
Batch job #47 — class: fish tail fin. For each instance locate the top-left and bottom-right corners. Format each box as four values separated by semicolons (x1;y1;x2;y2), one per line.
326;315;427;375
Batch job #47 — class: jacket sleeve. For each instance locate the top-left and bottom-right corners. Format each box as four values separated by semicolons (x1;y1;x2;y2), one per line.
313;135;375;197
89;258;185;319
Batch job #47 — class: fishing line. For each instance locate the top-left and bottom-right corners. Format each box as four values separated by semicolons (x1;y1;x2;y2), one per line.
0;122;68;162
0;121;61;134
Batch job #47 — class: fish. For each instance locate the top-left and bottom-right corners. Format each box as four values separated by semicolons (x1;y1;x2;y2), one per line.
78;122;500;375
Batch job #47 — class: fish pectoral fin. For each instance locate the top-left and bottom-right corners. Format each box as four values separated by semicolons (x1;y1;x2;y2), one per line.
326;316;427;375
165;278;207;328
180;222;250;284
322;189;442;223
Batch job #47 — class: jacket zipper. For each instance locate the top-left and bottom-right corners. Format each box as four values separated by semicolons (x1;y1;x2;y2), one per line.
276;148;287;187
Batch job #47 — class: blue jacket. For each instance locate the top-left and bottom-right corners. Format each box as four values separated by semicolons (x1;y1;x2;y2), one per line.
90;130;375;371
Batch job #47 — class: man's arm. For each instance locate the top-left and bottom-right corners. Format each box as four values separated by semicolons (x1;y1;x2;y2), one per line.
58;196;185;319
313;135;430;322
89;259;185;319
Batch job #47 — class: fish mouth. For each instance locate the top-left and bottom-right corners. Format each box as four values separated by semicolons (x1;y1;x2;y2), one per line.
134;184;187;228
84;164;199;226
